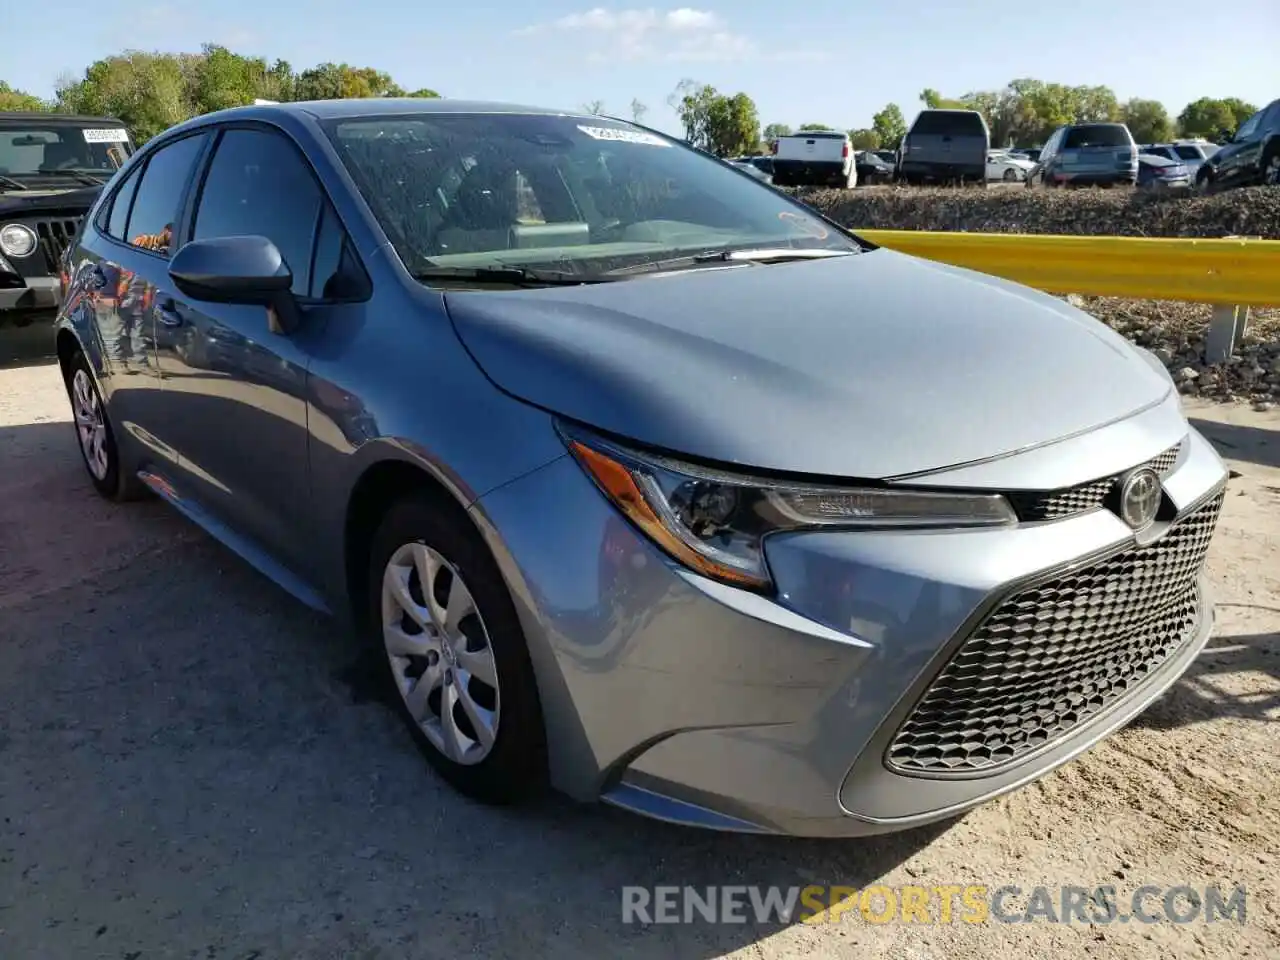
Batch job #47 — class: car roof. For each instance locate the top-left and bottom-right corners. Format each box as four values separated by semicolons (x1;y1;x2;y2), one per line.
0;111;127;124
197;98;598;124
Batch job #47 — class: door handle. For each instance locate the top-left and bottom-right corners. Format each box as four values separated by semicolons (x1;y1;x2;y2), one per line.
156;298;184;327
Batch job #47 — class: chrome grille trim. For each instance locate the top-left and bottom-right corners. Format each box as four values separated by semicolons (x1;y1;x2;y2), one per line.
1008;439;1183;522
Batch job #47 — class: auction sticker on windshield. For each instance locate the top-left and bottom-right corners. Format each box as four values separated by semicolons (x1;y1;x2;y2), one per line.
577;125;670;147
82;128;130;143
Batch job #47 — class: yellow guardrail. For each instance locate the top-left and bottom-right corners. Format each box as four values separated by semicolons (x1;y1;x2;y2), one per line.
854;230;1280;309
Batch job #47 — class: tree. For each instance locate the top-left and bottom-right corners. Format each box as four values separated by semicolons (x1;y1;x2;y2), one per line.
797;122;833;131
762;122;791;141
630;98;647;124
847;128;880;150
871;103;907;149
1177;97;1237;138
294;62;403;101
0;81;46;111
920;88;966;110
57;52;193;142
1121;98;1174;144
670;81;758;156
581;99;606;115
1220;97;1258;129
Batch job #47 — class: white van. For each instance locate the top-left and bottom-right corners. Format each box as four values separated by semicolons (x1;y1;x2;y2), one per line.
770;131;856;188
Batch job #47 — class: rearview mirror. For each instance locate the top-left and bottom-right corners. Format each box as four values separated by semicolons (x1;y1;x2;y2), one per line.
169;236;300;334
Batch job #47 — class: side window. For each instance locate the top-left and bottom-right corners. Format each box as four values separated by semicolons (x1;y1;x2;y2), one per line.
104;165;142;240
127;134;207;257
1262;102;1280;134
309;203;368;301
1234;110;1262;141
193;128;323;298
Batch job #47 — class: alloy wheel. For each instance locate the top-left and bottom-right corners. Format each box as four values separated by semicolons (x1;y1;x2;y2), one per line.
1265;155;1280;186
380;542;500;765
71;368;109;481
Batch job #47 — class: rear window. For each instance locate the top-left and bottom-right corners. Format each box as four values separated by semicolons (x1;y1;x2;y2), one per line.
1173;145;1202;160
1063;125;1131;149
909;111;987;137
785;131;845;140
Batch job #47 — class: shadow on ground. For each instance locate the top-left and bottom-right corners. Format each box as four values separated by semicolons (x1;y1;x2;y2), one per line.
1191;416;1280;470
0;417;946;960
1135;630;1280;731
0;321;56;370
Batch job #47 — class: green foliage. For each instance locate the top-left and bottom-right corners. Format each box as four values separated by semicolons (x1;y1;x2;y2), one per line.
870;103;906;149
1121;98;1174;144
847;128;880;150
1177;97;1258;138
762;122;791;141
797;122;832;131
670;81;760;157
13;46;442;143
0;81;47;111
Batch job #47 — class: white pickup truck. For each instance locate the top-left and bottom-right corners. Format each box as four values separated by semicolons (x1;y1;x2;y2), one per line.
770;131;856;188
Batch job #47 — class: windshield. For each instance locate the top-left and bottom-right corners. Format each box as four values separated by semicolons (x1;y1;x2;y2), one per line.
324;113;859;279
0;123;132;178
1063;125;1130;149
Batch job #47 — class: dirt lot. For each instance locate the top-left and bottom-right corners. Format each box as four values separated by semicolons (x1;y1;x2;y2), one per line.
1;340;1277;959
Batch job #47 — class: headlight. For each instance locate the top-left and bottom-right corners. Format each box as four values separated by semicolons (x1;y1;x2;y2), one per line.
0;223;38;258
563;427;1017;591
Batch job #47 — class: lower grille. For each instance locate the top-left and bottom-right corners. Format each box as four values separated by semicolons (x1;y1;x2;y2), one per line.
35;217;82;272
887;490;1223;776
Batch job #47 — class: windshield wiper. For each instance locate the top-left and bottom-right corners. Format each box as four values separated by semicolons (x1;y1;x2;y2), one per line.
411;265;612;287
0;174;29;191
37;171;108;187
603;247;856;277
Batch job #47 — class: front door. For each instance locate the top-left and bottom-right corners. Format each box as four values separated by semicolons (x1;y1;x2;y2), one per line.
151;124;335;579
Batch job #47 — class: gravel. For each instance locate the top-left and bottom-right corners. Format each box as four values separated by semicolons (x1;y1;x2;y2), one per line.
795;186;1280;403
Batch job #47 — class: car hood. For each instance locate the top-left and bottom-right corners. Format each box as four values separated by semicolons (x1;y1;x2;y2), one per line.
0;184;102;217
444;249;1170;479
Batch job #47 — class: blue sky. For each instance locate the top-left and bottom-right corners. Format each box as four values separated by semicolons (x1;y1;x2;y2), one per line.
8;1;1279;135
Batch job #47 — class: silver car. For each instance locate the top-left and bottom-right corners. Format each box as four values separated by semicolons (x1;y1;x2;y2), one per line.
55;99;1227;837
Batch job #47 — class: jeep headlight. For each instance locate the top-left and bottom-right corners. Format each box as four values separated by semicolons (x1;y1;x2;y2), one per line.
0;223;38;259
562;425;1016;591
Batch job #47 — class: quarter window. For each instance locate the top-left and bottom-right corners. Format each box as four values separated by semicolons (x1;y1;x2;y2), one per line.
104;165;142;240
192;128;323;298
126;134;207;257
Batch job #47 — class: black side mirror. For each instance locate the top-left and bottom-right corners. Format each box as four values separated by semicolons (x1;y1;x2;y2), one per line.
1217;128;1235;144
169;235;300;335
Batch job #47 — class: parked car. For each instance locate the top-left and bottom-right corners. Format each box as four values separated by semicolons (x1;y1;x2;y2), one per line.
1026;122;1138;188
728;159;773;185
1009;147;1041;163
1195;97;1280;193
854;150;895;184
897;109;990;186
0;112;135;327
56;98;1227;838
1139;140;1218;178
770;130;855;188
1136;153;1192;191
986;151;1034;182
872;150;897;165
730;155;774;177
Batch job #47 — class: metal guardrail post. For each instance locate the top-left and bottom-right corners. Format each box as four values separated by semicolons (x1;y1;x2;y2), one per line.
1205;305;1251;365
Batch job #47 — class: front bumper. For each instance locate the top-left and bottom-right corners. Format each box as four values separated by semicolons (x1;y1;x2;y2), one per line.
472;394;1228;837
0;275;59;313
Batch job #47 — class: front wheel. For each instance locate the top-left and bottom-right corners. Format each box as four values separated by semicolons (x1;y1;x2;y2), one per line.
367;493;548;804
1002;168;1018;182
1196;168;1214;194
1263;151;1280;186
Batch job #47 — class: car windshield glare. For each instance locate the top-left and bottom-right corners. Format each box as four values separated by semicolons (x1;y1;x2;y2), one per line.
323;113;859;279
1063;125;1130;149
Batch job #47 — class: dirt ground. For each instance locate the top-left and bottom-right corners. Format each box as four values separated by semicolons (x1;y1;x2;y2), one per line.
1;339;1277;959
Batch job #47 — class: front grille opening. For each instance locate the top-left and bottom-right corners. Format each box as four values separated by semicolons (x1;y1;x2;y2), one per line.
35;217;82;273
1008;440;1183;523
886;490;1222;776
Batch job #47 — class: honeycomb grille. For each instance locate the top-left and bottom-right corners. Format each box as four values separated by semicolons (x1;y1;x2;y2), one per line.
887;490;1223;776
1008;440;1183;522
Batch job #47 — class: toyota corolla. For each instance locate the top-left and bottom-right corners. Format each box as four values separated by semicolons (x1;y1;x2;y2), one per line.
54;100;1227;837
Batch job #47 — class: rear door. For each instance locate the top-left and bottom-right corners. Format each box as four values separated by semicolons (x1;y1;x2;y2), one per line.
90;131;209;464
904;111;987;172
1061;124;1133;176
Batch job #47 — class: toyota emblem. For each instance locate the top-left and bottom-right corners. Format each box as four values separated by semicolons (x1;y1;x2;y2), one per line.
1118;468;1162;530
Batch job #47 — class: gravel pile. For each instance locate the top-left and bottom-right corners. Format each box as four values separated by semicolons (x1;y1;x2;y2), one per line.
792;186;1280;404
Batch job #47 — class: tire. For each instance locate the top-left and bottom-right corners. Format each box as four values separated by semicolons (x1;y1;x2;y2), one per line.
366;492;547;804
63;350;147;501
1196;168;1214;194
1263;151;1280;186
1002;168;1018;182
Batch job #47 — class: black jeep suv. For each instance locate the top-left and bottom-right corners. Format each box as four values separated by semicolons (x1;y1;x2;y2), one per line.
1;112;134;327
